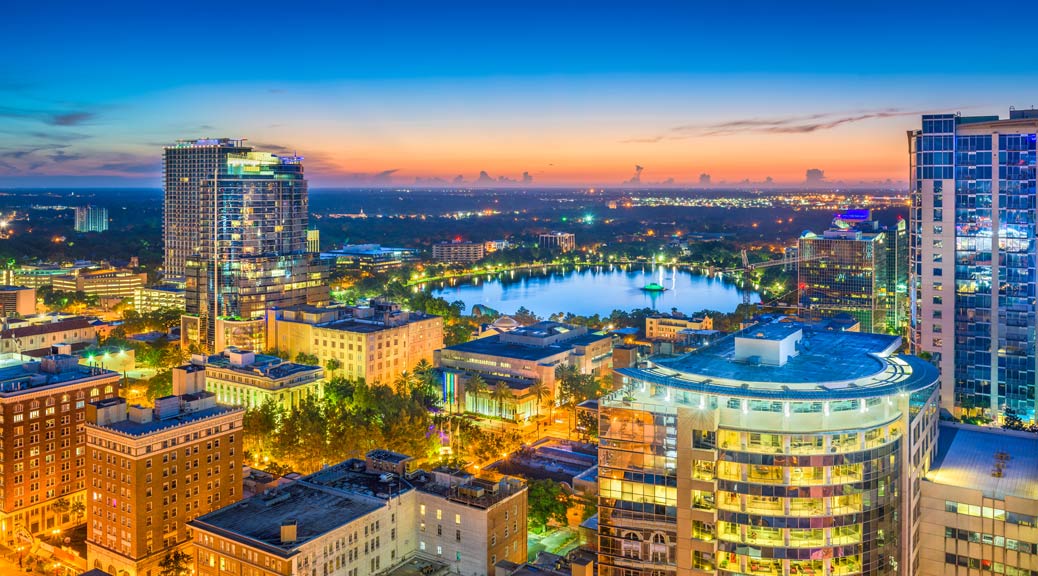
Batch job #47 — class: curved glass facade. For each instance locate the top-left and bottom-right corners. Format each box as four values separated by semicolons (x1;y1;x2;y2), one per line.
597;323;940;576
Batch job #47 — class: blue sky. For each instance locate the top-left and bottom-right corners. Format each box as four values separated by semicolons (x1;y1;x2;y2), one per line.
2;0;1035;187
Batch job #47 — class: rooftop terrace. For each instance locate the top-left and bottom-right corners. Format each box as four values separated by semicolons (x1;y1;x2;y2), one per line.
618;321;938;400
926;423;1038;501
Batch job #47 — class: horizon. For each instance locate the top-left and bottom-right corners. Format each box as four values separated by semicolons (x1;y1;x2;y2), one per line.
3;0;1035;188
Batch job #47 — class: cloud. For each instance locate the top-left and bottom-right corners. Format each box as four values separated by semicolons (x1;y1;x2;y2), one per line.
522;171;533;184
50;112;95;126
49;150;82;163
624;108;931;143
475;171;495;184
96;161;160;174
371;168;399;184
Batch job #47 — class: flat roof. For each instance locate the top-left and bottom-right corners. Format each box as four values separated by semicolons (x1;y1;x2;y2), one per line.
926;423;1038;501
189;482;384;558
618;322;938;400
445;336;573;361
92;404;240;437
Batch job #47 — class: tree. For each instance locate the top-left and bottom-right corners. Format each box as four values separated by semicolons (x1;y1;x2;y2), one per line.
465;374;488;415
51;497;70;523
1003;407;1025;431
394;370;415;395
146;370;173;401
325;358;342;376
295;352;320;366
158;549;192;576
243;397;285;457
513;306;540;326
70;500;86;523
492;381;511;419
527;479;571;533
529;380;549;421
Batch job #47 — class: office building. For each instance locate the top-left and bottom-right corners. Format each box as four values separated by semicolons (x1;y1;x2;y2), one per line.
133;285;186;313
307;227;320;253
799;211;908;334
0;286;35;317
0;353;120;542
909;110;1038;422
74;205;109;233
202;347;323;410
600;319;941;576
85;365;243;576
189;449;526;576
0;262;93;289
52;268;148;301
917;423;1038;576
0;316;97;356
538;232;576;252
432;241;485;264
321;244;419;272
265;300;443;385
645;313;714;341
165;138;329;350
436;321;612;422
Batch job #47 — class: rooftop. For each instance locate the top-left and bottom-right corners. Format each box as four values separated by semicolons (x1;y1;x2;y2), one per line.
618;321;938;400
206;352;320;380
90;403;241;437
444;335;574;361
926;423;1038;501
189;481;385;558
0;353;115;397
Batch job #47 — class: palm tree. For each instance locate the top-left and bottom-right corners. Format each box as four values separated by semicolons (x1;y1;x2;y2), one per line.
394;370;414;395
529;380;549;421
325;358;342;376
492;381;511;419
465;373;488;415
413;358;433;375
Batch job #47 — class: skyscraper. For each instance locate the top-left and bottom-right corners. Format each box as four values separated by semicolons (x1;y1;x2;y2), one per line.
909;110;1038;423
164;139;328;350
74;204;108;232
798;210;908;334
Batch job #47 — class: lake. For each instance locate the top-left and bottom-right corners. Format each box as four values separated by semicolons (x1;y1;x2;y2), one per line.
426;264;756;318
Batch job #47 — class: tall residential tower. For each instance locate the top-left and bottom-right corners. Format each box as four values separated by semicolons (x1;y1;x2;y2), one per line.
909;111;1038;423
164;139;328;350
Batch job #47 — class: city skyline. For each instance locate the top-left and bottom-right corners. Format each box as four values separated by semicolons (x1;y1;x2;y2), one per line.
3;0;1038;188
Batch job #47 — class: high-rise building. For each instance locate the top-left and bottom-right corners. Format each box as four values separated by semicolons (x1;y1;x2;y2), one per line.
600;319;941;576
74;205;108;233
909;111;1038;422
798;211;908;334
306;227;320;253
0;352;121;542
85;364;243;576
538;231;576;252
164;138;329;350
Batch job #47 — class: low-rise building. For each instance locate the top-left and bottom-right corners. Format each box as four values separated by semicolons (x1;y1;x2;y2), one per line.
436;321;612;422
0;315;97;356
432;241;485;264
189;450;527;576
52;268;147;300
538;232;576;253
918;423;1038;576
0;285;35;317
644;313;714;341
0;353;120;542
85;369;243;576
133;285;185;313
202;348;324;410
0;262;94;289
266;300;443;385
321;244;419;272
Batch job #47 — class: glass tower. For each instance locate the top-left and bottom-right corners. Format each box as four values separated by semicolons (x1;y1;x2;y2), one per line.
165;139;328;350
909;111;1038;423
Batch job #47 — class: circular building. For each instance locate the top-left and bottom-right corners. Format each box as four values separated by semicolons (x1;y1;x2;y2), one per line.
597;320;940;576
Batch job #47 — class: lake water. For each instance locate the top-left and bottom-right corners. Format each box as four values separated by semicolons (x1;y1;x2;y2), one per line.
427;264;755;318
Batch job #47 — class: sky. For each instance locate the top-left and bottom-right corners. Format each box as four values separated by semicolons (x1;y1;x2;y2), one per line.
2;0;1037;188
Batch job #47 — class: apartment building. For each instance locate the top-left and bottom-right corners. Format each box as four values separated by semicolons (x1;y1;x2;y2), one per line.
644;313;714;341
85;367;243;576
432;241;485;264
265;300;443;385
0;353;120;543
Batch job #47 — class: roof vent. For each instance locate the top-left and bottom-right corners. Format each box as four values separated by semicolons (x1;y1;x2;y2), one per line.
280;520;297;544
